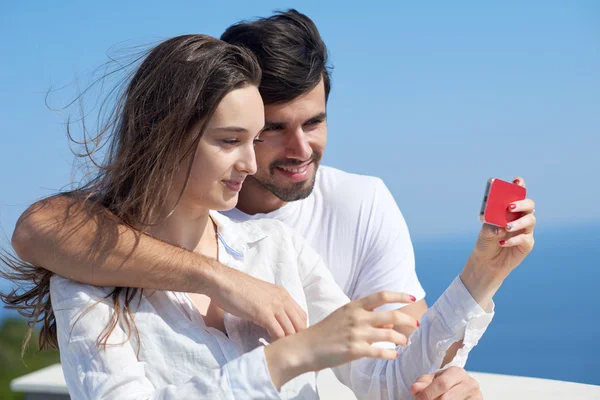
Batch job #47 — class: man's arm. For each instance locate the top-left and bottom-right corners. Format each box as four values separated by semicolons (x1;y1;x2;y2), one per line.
351;178;427;332
354;178;464;367
11;194;306;338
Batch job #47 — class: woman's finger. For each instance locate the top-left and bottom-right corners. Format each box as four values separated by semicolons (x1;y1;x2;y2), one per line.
364;327;407;346
368;309;419;330
505;213;537;234
358;291;416;311
499;233;535;249
362;344;399;361
512;176;526;189
509;198;535;214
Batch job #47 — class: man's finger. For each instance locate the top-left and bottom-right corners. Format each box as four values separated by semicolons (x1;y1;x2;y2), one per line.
291;302;308;330
416;381;473;400
410;374;434;395
416;367;465;399
275;312;297;336
266;316;286;340
289;307;307;332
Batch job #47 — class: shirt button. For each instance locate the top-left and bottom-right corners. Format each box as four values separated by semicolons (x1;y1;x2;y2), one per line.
438;350;445;357
454;306;464;316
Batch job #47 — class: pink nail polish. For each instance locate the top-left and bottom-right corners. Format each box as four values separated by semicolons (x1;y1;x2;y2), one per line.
499;240;506;246
509;204;517;210
416;320;420;327
409;295;416;302
513;179;521;185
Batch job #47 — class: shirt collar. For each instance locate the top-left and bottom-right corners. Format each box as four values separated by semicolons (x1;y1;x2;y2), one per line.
209;210;268;258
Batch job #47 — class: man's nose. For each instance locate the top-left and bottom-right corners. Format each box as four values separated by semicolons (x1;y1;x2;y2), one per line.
285;128;312;160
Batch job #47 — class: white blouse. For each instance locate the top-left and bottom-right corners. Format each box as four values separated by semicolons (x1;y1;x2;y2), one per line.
51;211;494;399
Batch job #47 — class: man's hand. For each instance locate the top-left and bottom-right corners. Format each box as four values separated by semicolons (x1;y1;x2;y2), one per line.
410;367;483;400
209;266;307;340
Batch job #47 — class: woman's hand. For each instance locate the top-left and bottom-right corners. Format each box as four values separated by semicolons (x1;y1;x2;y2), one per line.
461;176;536;307
264;291;418;390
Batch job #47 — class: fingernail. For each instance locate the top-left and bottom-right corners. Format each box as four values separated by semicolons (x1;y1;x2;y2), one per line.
416;320;420;327
509;204;517;210
506;223;512;231
513;179;520;184
499;240;506;246
409;295;416;302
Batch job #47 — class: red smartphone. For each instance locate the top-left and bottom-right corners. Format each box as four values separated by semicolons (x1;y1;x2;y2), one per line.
479;178;526;227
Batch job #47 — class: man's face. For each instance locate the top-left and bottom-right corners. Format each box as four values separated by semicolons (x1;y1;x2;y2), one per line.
250;79;327;202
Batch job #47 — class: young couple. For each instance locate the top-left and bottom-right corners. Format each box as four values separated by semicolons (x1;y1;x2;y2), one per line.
2;9;536;400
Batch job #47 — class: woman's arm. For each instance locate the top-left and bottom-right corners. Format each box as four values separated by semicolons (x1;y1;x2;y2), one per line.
277;178;536;399
51;276;297;400
270;228;493;399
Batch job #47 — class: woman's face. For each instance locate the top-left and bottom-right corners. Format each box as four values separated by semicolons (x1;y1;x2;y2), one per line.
177;85;265;212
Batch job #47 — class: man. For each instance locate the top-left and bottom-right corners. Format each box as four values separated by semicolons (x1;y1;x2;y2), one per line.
12;10;535;399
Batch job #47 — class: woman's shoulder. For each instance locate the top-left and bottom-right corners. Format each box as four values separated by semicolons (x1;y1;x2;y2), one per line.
50;274;115;308
214;210;300;243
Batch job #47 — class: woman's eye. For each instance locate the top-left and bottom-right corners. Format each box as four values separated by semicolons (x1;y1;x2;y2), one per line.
222;139;240;145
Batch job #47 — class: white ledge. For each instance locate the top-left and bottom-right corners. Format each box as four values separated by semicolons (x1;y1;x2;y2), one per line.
10;363;600;399
10;364;69;394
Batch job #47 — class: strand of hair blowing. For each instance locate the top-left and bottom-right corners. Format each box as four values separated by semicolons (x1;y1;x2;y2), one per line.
0;34;261;358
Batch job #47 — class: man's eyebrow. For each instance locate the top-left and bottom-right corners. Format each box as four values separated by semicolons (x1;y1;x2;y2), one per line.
211;126;249;133
263;121;286;129
263;112;327;129
304;112;327;124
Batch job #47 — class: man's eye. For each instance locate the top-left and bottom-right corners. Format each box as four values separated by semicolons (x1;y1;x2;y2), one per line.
262;126;283;132
253;138;264;144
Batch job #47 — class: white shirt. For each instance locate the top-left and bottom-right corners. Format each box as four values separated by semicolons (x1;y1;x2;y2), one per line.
223;166;425;310
52;211;494;400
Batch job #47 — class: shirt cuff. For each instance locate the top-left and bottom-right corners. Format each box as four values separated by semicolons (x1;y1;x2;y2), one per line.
225;346;281;399
432;276;495;349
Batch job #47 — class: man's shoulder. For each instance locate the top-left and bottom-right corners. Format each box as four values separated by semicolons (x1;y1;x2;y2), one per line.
316;166;388;205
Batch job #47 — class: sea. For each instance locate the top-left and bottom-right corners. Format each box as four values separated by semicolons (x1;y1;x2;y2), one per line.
1;221;598;385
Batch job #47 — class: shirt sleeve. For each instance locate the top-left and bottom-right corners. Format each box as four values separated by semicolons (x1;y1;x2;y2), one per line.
297;241;494;400
50;276;281;400
351;178;425;310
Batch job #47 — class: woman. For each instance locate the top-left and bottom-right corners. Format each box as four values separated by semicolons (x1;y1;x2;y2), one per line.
1;34;535;399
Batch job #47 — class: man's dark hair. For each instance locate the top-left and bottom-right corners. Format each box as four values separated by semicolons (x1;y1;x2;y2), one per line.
221;9;331;105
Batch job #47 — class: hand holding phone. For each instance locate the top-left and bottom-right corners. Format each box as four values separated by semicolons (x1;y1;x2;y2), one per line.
479;178;527;227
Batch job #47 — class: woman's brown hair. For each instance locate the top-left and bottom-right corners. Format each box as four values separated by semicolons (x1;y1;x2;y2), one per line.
0;34;261;356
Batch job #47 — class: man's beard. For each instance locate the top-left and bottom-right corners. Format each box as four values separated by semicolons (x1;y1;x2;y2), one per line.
255;152;322;202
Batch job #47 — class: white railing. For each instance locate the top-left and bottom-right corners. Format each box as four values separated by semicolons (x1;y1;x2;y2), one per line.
11;364;600;399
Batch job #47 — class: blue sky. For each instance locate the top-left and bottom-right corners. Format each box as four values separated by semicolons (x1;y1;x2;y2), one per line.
0;0;598;240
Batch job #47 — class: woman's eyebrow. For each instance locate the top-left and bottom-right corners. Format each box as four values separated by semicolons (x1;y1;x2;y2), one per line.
211;126;249;133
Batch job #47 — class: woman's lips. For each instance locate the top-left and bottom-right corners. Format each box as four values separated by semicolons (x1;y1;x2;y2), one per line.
222;179;244;192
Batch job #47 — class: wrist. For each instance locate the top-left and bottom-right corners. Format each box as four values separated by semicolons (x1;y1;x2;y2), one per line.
264;334;312;390
460;258;506;309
